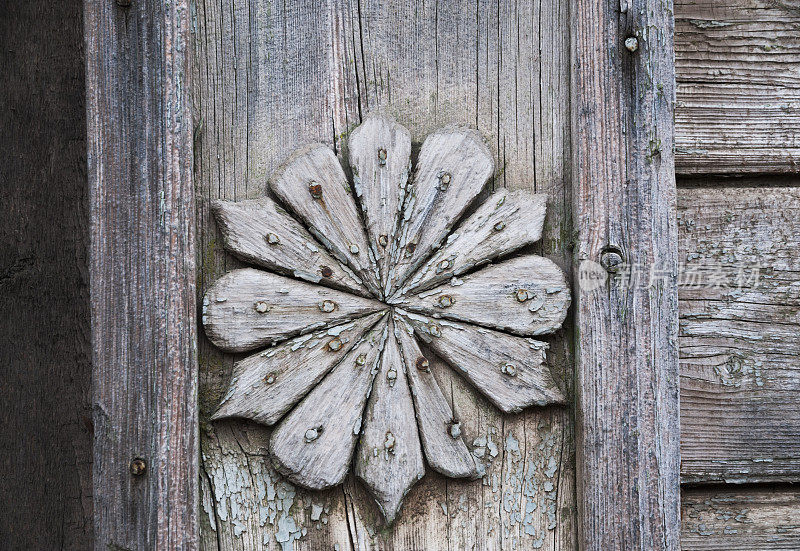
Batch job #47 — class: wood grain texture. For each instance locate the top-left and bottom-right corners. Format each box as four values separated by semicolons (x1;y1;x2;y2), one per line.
355;317;425;524
388;127;494;296
678;182;800;483
572;0;681;549
193;0;576;548
401;188;548;295
270;316;389;490
269;144;382;297
0;1;92;546
212;198;370;296
681;486;800;550
349;115;412;293
212;312;385;425
86;0;198;548
394;316;482;480
674;0;800;174
202;268;383;353
394;255;570;337
403;312;566;412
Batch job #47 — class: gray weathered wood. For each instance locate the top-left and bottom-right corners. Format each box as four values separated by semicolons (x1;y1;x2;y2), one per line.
355;317;425;524
393;255;570;337
86;0;198;548
212;311;385;425
202;268;384;353
402;311;566;412
0;1;92;546
678;182;800;483
682;486;800;550
269;143;382;297
212;198;370;297
388;127;495;296
349;115;412;294
400;188;548;295
270;316;389;490
572;0;681;549
193;0;576;547
674;0;800;174
394;315;481;480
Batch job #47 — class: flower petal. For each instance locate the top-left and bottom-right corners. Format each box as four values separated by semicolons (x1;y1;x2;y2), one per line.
202;268;384;353
355;317;424;523
269;144;382;297
388;127;494;296
269;316;390;490
392;255;569;337
394;315;482;479
400;311;566;412
211;311;386;425
397;189;547;296
211;197;370;297
349;115;412;295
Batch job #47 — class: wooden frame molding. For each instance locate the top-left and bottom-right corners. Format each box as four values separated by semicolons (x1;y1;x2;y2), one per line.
572;1;681;550
86;0;198;548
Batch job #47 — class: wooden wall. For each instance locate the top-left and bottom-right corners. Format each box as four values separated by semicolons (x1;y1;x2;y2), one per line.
675;0;800;549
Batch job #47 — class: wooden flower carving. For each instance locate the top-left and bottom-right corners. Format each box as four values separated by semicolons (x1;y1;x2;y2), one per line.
203;116;570;523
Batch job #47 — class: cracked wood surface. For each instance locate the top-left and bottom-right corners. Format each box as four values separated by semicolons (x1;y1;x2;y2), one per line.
674;0;800;174
678;182;800;483
193;0;575;548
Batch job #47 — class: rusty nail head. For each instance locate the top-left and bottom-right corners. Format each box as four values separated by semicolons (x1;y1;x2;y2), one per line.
130;458;146;476
493;221;506;232
264;373;276;385
320;265;333;278
625;37;639;52
349;244;360;255
378;148;387;165
416;357;430;371
319;300;337;313
328;338;343;351
406;242;416;256
439;172;452;189
309;181;323;199
378;234;389;248
437;294;454;308
356;353;367;366
116;0;132;6
304;427;321;443
600;249;624;273
428;324;442;338
254;300;270;313
449;421;461;439
265;232;280;245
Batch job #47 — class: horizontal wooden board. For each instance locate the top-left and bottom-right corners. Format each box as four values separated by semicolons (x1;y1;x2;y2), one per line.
674;0;800;174
678;183;800;482
682;486;800;550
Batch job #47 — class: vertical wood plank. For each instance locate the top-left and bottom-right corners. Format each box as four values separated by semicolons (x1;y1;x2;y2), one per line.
85;0;198;548
193;0;575;549
571;0;681;549
0;1;92;547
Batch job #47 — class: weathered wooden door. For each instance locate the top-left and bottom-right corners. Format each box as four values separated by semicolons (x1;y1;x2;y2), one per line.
85;0;679;549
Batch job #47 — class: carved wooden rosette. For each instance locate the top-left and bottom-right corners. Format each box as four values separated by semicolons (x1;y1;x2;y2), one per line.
202;115;571;523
